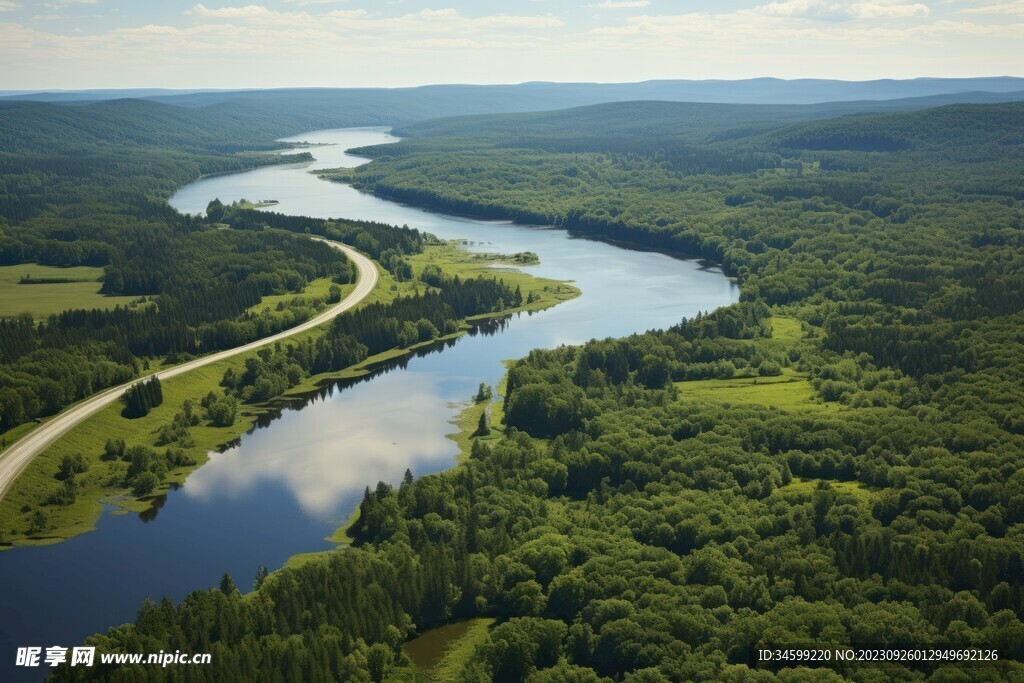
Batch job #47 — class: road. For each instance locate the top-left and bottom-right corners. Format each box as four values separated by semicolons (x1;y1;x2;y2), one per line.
0;238;379;503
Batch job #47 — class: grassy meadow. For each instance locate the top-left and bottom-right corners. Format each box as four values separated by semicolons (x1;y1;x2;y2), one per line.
0;264;140;318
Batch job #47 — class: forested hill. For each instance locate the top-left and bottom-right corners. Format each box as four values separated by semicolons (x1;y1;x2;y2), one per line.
769;101;1024;154
347;101;1024;226
68;94;1024;680
2;87;1019;158
386;98;1024;149
0;98;324;153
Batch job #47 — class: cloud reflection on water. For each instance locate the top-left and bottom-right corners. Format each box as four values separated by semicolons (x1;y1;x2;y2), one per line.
182;372;459;516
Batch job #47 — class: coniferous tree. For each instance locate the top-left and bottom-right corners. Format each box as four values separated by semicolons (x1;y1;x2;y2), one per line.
474;410;490;437
219;573;237;596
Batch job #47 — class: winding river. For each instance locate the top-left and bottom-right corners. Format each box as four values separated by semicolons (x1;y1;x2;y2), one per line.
0;128;737;680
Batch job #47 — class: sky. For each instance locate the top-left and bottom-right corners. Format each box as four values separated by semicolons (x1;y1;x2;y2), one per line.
0;0;1021;89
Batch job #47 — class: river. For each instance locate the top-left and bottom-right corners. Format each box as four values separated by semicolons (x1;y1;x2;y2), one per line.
0;127;737;680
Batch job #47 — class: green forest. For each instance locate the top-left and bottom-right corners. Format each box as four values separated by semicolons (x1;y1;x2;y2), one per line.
32;98;1022;681
0;99;439;438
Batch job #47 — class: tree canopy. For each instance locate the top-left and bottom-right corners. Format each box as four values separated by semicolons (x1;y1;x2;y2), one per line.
55;98;1024;680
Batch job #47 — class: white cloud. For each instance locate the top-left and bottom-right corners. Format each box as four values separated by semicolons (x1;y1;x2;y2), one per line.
183;4;562;32
118;23;183;36
957;0;1024;14
581;6;1020;55
187;3;278;19
0;1;1018;88
472;13;563;28
405;37;482;48
587;1;651;8
754;0;929;20
848;2;930;18
0;1;21;11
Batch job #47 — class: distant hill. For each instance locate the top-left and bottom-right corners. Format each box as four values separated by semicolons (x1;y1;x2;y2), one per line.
0;88;238;103
4;89;1022;160
2;78;1023;127
0;98;294;153
583;76;1024;104
769;101;1024;153
392;92;1024;144
0;94;402;153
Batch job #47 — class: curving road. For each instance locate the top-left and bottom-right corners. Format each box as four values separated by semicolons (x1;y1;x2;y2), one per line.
0;237;379;503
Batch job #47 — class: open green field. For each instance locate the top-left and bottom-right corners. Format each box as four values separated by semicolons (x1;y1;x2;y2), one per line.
770;315;803;344
409;241;578;315
675;367;836;412
672;315;832;412
0;264;140;318
780;476;873;501
405;617;496;681
247;277;347;314
233;199;280;210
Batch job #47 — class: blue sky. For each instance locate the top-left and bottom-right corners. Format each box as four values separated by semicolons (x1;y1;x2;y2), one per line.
0;0;1021;88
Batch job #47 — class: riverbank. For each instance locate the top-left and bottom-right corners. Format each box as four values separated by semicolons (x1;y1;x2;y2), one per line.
0;242;578;549
317;172;734;277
